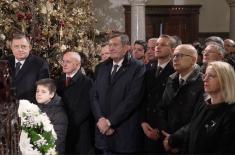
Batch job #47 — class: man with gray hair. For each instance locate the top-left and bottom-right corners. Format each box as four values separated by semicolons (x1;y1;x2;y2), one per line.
91;33;145;154
158;44;204;153
201;43;224;73
145;38;158;70
56;50;93;154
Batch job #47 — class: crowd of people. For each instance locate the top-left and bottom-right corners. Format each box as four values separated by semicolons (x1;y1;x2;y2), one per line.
2;32;235;155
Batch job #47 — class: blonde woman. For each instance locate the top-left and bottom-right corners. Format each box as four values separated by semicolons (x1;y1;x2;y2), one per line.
163;61;235;154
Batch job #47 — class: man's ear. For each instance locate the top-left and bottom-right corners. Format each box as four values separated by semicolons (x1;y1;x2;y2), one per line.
29;44;32;50
50;92;55;99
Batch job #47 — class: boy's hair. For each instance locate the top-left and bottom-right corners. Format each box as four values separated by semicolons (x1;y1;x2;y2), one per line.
36;78;56;93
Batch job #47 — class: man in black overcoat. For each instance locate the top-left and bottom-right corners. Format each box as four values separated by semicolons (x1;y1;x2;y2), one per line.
141;35;175;154
91;34;146;154
57;50;93;154
158;44;204;153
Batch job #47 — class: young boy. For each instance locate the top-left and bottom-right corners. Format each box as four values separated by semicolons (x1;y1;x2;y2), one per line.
35;78;68;154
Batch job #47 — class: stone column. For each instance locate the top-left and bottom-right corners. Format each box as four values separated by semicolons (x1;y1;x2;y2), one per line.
129;0;147;44
227;0;235;40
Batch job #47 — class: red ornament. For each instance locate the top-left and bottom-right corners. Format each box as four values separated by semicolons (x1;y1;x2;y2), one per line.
25;13;33;20
16;12;25;21
59;21;65;28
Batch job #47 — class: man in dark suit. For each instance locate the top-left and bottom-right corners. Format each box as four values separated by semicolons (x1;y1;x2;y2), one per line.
145;38;158;71
6;33;49;102
56;50;93;154
141;35;175;154
91;34;146;154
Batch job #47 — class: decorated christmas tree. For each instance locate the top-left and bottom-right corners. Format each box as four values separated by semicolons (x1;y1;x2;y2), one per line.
0;0;99;77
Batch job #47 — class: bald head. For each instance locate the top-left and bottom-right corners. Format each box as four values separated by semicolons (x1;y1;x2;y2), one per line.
175;44;198;61
224;39;235;54
173;44;198;76
62;51;81;75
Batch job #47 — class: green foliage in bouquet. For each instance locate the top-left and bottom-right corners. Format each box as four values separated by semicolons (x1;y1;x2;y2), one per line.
23;125;56;154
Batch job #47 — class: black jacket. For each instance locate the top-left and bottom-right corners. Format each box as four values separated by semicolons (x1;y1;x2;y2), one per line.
57;70;93;154
7;54;49;102
142;61;174;127
91;54;146;153
170;100;235;154
38;95;68;154
141;62;174;153
158;65;204;133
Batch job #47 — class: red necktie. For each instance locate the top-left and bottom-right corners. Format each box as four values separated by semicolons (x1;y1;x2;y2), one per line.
66;77;72;86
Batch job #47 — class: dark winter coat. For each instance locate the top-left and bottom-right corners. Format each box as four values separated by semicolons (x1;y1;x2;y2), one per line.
57;70;93;154
91;54;146;153
38;95;68;154
141;62;174;153
158;65;204;133
170;100;235;154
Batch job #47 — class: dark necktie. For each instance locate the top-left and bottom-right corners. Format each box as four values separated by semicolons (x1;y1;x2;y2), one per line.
155;66;163;77
15;62;22;76
111;64;119;81
66;77;72;86
179;79;185;87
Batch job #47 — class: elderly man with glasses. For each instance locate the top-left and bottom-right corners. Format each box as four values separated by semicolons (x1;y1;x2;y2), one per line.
200;43;224;73
158;44;204;153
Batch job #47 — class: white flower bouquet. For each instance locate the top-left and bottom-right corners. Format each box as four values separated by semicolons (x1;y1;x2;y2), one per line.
18;100;57;155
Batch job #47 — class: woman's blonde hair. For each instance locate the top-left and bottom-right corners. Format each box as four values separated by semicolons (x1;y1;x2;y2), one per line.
208;61;235;104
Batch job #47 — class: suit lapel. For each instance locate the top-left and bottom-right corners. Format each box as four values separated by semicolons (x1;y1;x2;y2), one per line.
15;55;32;80
110;65;127;84
109;53;131;84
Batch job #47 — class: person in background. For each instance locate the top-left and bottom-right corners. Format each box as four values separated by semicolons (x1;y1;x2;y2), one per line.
100;42;111;62
132;40;147;63
200;43;224;73
36;78;68;154
57;50;93;154
172;35;182;46
204;36;224;47
162;61;235;154
224;38;235;54
192;41;204;66
145;38;158;70
6;32;49;102
141;34;175;154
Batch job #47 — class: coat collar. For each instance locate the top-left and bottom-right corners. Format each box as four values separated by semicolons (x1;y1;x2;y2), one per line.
169;64;202;84
103;53;132;84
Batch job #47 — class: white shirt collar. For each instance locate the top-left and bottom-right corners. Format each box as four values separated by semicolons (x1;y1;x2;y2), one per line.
15;58;25;68
158;59;171;69
112;58;124;67
66;68;79;78
179;69;194;82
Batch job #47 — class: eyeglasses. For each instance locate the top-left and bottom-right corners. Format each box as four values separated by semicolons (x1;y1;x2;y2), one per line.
202;50;220;55
12;45;29;50
202;73;217;80
173;53;192;59
59;60;73;65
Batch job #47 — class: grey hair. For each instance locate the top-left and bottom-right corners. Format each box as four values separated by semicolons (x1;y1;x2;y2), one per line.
109;34;130;45
206;43;225;56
